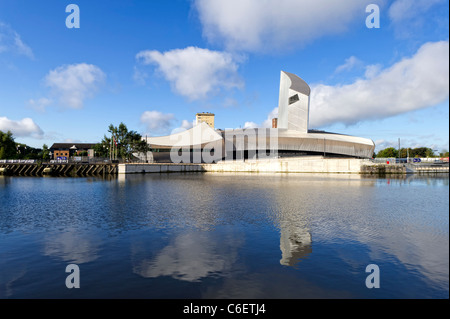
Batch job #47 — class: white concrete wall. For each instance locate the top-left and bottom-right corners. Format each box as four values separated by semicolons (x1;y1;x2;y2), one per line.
119;157;371;174
118;163;205;174
202;157;369;173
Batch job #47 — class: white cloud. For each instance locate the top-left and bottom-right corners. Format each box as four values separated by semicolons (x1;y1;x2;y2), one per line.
309;40;449;128
28;97;53;112
0;22;34;58
389;0;444;24
262;107;279;128
243;121;258;129
170;120;195;134
335;56;363;74
243;107;278;129
180;119;194;130
132;65;148;85
388;0;446;37
136;46;243;100
141;112;196;136
364;64;383;79
44;63;105;109
140;110;175;134
193;0;382;52
0;116;43;138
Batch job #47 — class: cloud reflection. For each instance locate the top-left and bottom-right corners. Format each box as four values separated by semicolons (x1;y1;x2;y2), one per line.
132;231;241;282
42;228;100;264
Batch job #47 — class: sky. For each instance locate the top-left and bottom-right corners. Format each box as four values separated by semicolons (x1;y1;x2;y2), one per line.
0;0;448;153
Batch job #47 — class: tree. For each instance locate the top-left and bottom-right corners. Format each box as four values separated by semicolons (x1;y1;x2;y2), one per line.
0;130;16;159
93;142;108;157
376;147;398;158
15;142;42;159
95;122;147;160
377;146;441;158
399;148;409;158
410;147;432;158
424;148;435;158
0;131;52;160
42;144;50;160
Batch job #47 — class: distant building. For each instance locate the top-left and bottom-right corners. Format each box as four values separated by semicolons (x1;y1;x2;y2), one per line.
143;71;375;163
196;112;215;129
272;118;278;128
49;143;96;160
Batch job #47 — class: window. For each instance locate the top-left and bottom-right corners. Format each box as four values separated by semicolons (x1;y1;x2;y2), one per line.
289;94;299;105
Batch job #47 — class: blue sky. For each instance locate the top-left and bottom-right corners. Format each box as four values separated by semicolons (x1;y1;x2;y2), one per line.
0;0;448;153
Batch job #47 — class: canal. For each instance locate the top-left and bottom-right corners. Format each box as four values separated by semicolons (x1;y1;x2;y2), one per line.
0;173;448;299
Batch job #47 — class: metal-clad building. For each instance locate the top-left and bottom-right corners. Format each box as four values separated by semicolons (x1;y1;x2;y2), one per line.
143;71;375;162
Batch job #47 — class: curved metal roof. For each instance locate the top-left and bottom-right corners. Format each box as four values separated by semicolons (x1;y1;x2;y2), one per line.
146;122;222;148
282;71;311;96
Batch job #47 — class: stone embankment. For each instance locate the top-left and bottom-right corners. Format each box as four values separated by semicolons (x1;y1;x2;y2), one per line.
2;157;447;176
0;162;118;176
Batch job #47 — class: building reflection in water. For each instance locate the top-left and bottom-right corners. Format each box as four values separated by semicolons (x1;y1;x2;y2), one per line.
279;221;312;267
274;174;378;267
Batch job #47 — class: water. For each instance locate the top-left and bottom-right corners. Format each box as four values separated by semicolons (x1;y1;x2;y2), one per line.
0;173;448;299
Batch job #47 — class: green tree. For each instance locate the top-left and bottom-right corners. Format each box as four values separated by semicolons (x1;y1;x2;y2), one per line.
0;130;17;159
376;147;398;158
410;147;432;158
14;142;41;159
42;144;50;160
439;150;449;158
424;148;435;158
93;142;109;157
96;122;147;160
15;143;27;159
399;148;409;158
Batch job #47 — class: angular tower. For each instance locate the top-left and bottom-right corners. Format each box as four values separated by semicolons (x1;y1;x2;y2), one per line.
277;71;311;133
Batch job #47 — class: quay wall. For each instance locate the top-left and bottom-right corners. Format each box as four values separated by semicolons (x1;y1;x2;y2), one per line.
119;157;371;174
0;162;118;176
118;163;205;174
2;158;446;176
361;163;406;174
201;157;369;173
